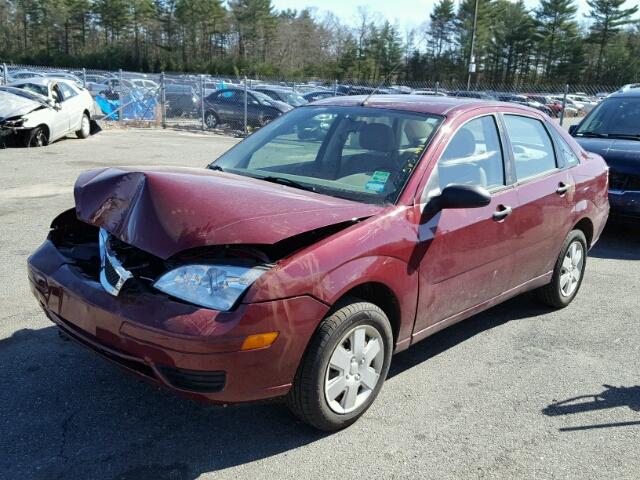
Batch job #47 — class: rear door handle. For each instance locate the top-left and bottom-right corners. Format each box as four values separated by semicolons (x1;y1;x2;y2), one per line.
556;182;570;194
493;205;513;221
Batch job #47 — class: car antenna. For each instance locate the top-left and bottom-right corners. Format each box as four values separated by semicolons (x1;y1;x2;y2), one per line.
360;32;429;107
360;62;403;107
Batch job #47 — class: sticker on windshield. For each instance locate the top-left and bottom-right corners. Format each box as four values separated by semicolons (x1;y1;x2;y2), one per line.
371;171;390;183
365;181;386;192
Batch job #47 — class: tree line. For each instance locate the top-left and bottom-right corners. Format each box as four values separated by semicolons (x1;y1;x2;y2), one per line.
0;0;638;85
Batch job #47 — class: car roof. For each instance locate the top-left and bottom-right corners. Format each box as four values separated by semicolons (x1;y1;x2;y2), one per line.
609;85;640;98
10;77;78;88
309;94;542;116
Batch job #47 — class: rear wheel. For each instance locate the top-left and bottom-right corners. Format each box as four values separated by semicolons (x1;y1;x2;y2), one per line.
535;230;587;308
286;298;392;431
205;111;219;129
23;126;48;147
76;113;90;139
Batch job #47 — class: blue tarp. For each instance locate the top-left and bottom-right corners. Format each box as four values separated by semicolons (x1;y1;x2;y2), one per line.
96;91;157;121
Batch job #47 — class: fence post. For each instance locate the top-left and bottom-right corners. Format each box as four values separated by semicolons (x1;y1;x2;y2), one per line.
200;74;205;131
333;79;338;96
243;75;248;136
2;63;7;85
435;81;440;95
82;67;86;88
559;84;569;127
118;69;123;124
160;72;166;129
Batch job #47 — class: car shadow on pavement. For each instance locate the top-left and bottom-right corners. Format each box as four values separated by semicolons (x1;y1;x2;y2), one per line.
542;384;640;431
589;219;640;260
388;293;555;379
0;327;327;480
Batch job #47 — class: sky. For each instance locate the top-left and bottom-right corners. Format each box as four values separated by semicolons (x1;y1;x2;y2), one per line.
271;0;640;32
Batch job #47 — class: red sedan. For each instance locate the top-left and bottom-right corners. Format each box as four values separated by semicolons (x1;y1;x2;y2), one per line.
27;95;609;431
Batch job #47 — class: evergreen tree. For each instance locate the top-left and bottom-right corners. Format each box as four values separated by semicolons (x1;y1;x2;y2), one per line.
587;0;639;80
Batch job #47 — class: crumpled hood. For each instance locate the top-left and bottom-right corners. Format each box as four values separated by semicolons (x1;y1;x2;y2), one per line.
575;137;640;175
0;90;46;121
74;166;384;259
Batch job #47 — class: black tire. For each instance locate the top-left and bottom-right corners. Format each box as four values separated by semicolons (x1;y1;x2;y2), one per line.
286;298;393;431
23;126;48;147
76;113;90;139
535;229;587;308
205;110;219;129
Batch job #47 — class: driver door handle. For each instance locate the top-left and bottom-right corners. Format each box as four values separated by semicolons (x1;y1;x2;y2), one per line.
493;205;513;221
556;182;570;194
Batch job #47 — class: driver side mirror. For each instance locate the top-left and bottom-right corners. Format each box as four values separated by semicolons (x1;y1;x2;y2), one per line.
568;125;578;136
48;99;61;110
434;184;491;211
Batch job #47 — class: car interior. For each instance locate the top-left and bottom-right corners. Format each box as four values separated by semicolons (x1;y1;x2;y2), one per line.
234;110;441;200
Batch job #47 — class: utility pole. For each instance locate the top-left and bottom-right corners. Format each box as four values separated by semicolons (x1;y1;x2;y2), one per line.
467;0;479;90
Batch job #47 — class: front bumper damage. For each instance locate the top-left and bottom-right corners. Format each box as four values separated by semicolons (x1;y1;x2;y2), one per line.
28;239;329;403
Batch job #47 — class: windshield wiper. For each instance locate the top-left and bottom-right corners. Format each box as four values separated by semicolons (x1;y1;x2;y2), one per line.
607;133;640;141
208;165;224;171
576;131;608;138
259;175;316;192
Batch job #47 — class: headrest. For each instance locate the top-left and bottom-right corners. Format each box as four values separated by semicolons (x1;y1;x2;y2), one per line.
443;128;476;159
404;120;432;143
359;123;395;152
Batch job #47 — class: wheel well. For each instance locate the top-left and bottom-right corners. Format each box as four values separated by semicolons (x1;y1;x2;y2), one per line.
337;282;401;344
83;109;91;119
573;218;594;247
36;124;50;140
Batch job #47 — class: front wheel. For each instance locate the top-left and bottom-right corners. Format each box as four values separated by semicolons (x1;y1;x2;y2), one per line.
535;229;587;308
76;113;90;139
23;126;48;147
286;299;393;431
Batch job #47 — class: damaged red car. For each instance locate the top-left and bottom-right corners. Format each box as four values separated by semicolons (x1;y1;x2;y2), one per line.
28;96;609;431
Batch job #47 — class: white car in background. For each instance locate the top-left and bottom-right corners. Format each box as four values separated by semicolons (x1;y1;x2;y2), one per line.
566;94;598;113
0;78;96;147
130;78;159;92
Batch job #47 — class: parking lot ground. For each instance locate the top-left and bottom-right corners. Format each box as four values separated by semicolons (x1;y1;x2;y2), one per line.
1;129;638;480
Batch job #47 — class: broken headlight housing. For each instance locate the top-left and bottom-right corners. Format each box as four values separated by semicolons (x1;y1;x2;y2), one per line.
153;264;269;311
2;116;26;128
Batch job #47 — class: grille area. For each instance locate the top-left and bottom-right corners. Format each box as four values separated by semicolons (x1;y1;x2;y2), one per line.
158;366;226;393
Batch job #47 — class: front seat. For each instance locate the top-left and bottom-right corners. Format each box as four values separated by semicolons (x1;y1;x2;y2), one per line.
439;128;487;187
341;123;397;177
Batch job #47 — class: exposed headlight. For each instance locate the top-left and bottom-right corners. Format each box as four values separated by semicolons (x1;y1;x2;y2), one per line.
2;117;25;128
153;264;268;311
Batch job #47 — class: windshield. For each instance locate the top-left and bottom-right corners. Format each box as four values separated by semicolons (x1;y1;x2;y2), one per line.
11;83;48;97
252;91;276;106
0;86;48;103
209;106;443;204
576;97;640;137
286;93;308;106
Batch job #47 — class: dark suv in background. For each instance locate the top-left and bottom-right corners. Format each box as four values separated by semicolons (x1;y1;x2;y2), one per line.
570;85;640;219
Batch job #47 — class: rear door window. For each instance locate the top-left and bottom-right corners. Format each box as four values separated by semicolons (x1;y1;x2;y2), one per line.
503;115;557;180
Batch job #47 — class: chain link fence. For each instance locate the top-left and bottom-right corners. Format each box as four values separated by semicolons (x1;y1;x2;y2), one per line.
1;62;625;135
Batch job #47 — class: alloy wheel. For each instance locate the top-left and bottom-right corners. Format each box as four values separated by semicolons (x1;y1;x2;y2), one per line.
560;240;584;297
81;115;90;136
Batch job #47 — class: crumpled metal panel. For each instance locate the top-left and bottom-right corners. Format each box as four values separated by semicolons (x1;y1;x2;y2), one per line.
74;166;384;259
